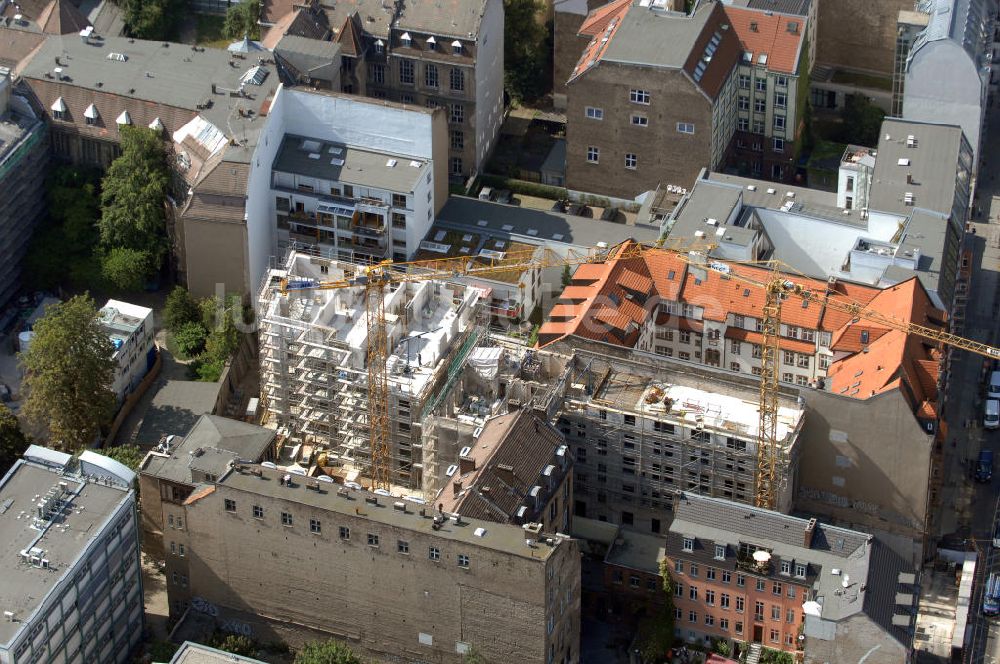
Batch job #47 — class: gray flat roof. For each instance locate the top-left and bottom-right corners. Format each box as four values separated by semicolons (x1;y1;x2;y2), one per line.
21;35;279;154
436;196;661;249
666;179;744;244
602;2;707;69
868;119;965;217
273;133;428;193
0;461;130;644
605;529;665;574
170;641;268;663
744;0;811;16
134;380;221;447
321;0;488;39
215;464;569;560
141;415;275;486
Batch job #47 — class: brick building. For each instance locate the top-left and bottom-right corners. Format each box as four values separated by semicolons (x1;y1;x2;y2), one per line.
177;463;581;664
666;492;916;663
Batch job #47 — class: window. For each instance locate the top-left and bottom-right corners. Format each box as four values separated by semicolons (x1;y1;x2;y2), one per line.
754;98;766;113
675;560;684;574
752;120;764;134
647;578;657;591
707;567;716;581
787;586;796;599
451;130;464;150
177;517;183;530
690;564;699;577
250;505;263;519
399;59;414;84
450;104;464;124
688;611;698;623
367;533;380;547
86;115;96;126
339;526;350;540
370;63;385;85
309;518;321;533
787;608;796;623
782;372;793;383
770;629;779;644
774;115;786;131
754;601;765;620
756;578;766;592
586;146;599;163
736;621;744;635
755;78;767;92
630;89;650;104
774;92;787;108
429;547;441;561
721;593;730;609
738;118;749;131
452;41;462;55
224;499;236;513
722;570;731;584
400;33;412;47
689;586;698;600
705;614;715;627
630;575;640;588
586;106;604;120
780;560;791;575
281;511;293;526
737;573;746;587
773;581;782;596
783;350;795;366
721;618;729;631
795;563;807;578
456;553;470;568
773;137;784;153
738;96;749;111
679;331;691;344
739;74;750;88
675;583;684;597
425;63;439;88
736;596;745;613
775;75;788;87
170;541;176;554
631;114;648;126
624;153;637;169
53;109;66;121
676;122;695;134
450;68;465;91
450;157;463;175
705;589;715;605
683;537;694;552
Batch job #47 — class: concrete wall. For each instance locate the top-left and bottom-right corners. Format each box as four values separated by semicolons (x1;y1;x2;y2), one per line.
566;64;713;199
181;483;581;663
183;215;250;299
474;0;505;174
815;0;912;75
796;387;934;545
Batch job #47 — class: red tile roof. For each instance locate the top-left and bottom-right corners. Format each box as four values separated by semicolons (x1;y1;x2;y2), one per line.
579;0;631;36
682;2;742;100
722;5;805;75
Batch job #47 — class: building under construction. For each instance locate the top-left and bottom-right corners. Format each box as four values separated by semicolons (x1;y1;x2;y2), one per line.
258;251;484;490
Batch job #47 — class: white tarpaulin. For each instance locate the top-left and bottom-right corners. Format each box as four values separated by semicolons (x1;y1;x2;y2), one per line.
468;347;502;381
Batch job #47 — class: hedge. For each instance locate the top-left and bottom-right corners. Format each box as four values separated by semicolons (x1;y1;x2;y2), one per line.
479;174;568;200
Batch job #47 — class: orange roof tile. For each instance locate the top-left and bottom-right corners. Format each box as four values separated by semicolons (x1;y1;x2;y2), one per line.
723;6;805;75
725;327;815;354
579;0;632;36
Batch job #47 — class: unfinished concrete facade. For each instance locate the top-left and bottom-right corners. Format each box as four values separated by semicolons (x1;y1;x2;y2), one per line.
258;251;483;491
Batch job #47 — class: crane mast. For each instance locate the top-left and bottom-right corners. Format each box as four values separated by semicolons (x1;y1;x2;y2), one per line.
756;269;784;510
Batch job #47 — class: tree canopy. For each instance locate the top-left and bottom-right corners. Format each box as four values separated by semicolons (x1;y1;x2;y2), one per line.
120;0;180;40
21;295;115;451
293;640;364;664
0;403;29;477
504;0;549;102
99;126;170;288
223;0;261;40
100;444;144;470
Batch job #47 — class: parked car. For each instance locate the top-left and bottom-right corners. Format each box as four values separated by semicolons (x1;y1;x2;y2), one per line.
976;448;994;482
989;370;1000;399
987;400;1000;431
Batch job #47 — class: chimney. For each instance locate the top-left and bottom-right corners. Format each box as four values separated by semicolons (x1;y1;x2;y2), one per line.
459;455;476;475
906;172;913;185
496;463;515;484
804;518;817;548
452;479;463;496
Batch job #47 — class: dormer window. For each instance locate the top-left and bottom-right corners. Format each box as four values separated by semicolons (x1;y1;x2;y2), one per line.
714;544;725;560
451;39;462;55
50;96;67;121
83;103;99;126
374;38;384;54
682;537;694;552
426;35;436;50
400;32;411;47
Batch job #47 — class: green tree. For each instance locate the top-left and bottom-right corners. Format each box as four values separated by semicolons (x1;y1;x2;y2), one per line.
0;403;29;477
504;0;549;102
21;295;115;451
636;559;676;663
213;633;258;657
223;0;261;40
121;0;177;39
839;94;885;148
174;322;208;358
100;444;144;470
163;286;200;333
294;639;364;664
101;247;152;292
561;265;572;287
99;126;170;283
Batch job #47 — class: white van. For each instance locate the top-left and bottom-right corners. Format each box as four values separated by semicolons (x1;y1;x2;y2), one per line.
986;399;1000;430
989;371;1000;399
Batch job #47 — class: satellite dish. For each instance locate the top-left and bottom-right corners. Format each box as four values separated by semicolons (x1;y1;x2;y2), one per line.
752;550;772;563
802;600;822;617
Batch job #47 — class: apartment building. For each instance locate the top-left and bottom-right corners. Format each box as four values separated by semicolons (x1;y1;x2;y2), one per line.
178;462;580;664
892;0;991;174
413;224;546;323
0;445;142;664
538;244;948;558
258;251;482;491
549;347;805;531
666;492;916;663
0;67;47;310
431;407;574;534
138;414;277;592
564;0;808;199
266;0;504;178
98;300;155;406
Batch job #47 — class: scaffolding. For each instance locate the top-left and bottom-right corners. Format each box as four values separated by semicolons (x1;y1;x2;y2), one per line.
258;251;483;490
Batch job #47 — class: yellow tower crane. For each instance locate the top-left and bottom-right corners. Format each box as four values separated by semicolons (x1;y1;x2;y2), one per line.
280;240;1000;503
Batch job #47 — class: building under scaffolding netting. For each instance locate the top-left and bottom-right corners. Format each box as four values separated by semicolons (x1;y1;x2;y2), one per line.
258;251;484;490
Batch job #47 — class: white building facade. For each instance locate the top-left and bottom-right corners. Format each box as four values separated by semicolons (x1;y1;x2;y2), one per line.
99;300;155;406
